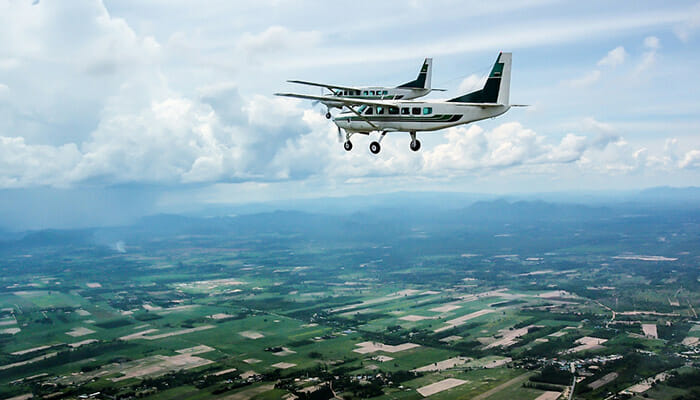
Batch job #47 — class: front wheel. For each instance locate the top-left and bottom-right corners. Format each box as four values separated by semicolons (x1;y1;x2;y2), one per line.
369;141;381;154
410;139;421;152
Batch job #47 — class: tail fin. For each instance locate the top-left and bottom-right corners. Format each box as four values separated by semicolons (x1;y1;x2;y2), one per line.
448;52;511;104
397;58;432;89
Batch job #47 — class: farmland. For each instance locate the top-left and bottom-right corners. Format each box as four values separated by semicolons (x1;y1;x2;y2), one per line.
1;199;700;399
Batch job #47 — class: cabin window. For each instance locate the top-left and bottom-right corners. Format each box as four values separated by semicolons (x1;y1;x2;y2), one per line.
377;106;384;115
364;106;373;115
401;107;410;115
363;91;368;96
412;107;421;115
388;107;399;115
355;90;361;96
369;90;375;96
423;107;432;115
357;105;367;113
342;90;347;96
383;90;388;95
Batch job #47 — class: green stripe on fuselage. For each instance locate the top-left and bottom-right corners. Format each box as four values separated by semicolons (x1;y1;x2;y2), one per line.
335;114;461;123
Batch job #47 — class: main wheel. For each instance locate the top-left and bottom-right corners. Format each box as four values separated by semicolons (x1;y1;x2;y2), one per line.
369;141;381;154
325;112;332;119
344;141;353;151
410;139;421;152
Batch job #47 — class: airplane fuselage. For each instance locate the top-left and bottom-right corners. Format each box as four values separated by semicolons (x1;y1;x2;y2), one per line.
333;101;510;133
323;87;431;109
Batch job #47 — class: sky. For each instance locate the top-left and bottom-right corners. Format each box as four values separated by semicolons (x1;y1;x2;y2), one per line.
0;0;699;229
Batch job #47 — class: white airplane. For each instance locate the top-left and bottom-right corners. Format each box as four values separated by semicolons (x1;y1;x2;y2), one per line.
287;58;442;119
276;52;524;154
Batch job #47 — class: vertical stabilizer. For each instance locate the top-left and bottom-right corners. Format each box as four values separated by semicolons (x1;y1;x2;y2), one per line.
448;52;512;104
397;58;432;89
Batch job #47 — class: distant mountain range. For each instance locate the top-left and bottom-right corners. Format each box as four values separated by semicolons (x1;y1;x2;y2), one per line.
3;189;700;251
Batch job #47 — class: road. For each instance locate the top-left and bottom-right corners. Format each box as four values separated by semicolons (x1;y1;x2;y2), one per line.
471;372;533;400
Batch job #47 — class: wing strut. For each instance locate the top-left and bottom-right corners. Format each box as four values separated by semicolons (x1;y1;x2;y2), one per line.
343;105;379;130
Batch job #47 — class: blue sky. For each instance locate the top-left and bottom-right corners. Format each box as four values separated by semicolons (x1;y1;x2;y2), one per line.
0;1;699;228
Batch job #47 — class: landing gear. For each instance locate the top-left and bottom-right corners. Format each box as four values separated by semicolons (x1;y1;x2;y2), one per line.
410;139;421;152
325;111;332;119
369;131;387;154
344;141;353;151
409;131;421;152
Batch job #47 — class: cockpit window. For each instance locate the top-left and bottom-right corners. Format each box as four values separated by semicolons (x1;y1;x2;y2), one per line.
364;106;373;115
377;106;384;114
357;105;367;113
423;107;432;115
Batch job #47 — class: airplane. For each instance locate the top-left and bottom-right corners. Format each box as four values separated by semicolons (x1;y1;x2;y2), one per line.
287;58;443;119
276;52;524;154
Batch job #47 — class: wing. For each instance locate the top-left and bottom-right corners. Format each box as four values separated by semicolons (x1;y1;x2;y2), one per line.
275;92;411;107
286;80;360;92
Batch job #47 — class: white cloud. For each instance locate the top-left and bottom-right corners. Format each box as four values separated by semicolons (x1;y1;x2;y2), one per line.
643;36;660;50
236;26;321;64
565;70;601;87
457;74;486;93
680;150;700;169
597;46;627;67
636;36;660;73
674;3;700;41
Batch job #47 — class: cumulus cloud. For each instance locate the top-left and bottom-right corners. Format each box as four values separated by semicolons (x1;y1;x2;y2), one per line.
680;150;700;169
597;46;627;67
457;74;486;93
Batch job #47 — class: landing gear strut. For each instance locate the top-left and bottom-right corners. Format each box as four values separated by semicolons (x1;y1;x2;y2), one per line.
409;132;421;152
343;131;354;152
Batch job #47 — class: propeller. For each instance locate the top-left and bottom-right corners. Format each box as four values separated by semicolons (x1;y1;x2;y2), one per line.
312;87;325;107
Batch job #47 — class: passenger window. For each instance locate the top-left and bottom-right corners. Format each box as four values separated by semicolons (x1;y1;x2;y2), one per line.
383;90;388;95
377;106;384;114
355;90;361;96
401;108;410;115
365;107;373;115
412;107;421;115
342;90;347;96
363;91;368;96
388;107;399;115
370;90;375;96
423;107;432;115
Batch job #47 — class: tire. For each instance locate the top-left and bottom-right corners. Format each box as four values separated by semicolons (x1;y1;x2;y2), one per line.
369;141;381;154
325;112;332;119
344;141;353;151
410;139;421;152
